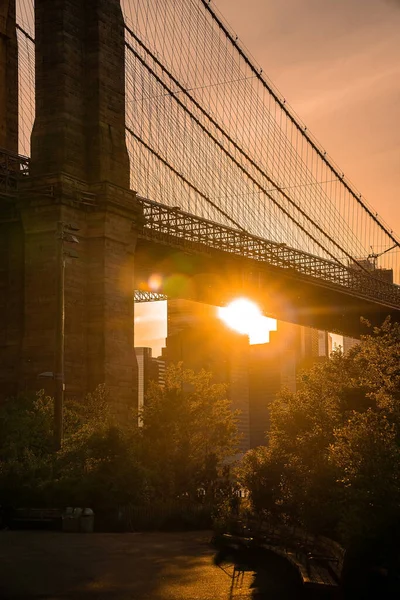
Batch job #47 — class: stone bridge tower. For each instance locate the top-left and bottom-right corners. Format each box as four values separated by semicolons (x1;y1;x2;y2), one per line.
0;0;21;400
1;0;141;417
0;0;18;153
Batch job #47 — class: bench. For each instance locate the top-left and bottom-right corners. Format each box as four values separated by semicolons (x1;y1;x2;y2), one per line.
260;544;340;590
248;520;344;585
286;540;343;589
214;527;344;592
10;508;63;530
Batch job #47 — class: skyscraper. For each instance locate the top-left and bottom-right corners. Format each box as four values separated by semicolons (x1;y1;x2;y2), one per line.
135;347;165;421
165;299;331;451
248;322;330;448
342;336;360;354
165;299;250;452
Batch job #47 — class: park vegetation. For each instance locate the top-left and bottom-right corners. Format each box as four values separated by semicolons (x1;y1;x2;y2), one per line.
0;364;238;528
2;320;400;542
238;319;400;550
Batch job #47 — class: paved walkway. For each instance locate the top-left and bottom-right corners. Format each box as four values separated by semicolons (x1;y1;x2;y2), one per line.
0;530;304;599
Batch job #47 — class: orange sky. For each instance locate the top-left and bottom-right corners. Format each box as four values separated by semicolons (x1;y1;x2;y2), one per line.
138;0;400;353
214;0;400;231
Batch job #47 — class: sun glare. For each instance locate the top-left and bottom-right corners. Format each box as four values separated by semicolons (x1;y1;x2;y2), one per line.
217;298;276;344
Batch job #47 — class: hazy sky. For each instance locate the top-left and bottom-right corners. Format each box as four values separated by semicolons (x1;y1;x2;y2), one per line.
136;0;400;353
214;0;400;230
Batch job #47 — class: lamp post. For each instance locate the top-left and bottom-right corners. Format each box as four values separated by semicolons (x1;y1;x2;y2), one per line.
54;221;79;450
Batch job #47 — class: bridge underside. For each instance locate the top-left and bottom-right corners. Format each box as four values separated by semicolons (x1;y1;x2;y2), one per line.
1;205;397;407
135;238;400;339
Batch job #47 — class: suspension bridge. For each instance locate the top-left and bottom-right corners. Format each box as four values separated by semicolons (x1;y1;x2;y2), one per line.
1;0;400;407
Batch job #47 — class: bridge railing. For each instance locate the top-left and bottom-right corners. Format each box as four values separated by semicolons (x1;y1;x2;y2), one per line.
0;148;29;198
137;196;400;310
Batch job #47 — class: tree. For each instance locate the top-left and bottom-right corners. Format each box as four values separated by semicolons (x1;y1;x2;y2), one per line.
0;391;54;506
53;386;147;510
237;445;283;517
138;363;239;500
0;386;146;510
239;319;400;546
0;367;239;514
330;409;400;545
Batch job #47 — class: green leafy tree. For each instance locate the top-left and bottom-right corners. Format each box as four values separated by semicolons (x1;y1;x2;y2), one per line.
237;446;283;517
239;319;400;545
138;363;239;500
0;391;54;460
53;386;146;510
0;385;146;510
0;391;54;505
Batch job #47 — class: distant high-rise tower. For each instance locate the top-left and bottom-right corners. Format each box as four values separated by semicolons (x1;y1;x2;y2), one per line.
248;321;330;448
343;336;360;354
165;299;250;453
135;347;166;420
165;300;331;451
248;344;281;448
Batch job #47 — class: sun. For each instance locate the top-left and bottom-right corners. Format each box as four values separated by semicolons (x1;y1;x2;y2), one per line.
217;298;276;344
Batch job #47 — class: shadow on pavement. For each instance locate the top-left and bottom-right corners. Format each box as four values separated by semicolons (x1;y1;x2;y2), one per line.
0;530;220;599
214;543;305;599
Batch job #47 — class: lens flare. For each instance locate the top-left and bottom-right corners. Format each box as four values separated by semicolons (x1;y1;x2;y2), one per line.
148;273;163;291
218;298;276;344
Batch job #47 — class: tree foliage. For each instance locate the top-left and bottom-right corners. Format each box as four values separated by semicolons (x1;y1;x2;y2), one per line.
0;366;239;514
138;363;239;500
0;386;145;509
239;319;400;546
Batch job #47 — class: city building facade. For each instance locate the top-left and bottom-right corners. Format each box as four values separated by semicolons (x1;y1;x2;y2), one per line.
135;347;165;421
164;299;333;452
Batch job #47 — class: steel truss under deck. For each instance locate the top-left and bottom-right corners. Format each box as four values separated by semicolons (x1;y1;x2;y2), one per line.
0;148;29;199
134;291;167;302
1;150;399;310
137;196;400;309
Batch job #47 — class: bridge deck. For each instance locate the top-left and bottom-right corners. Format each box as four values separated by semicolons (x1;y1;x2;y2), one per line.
2;149;399;313
136;196;400;311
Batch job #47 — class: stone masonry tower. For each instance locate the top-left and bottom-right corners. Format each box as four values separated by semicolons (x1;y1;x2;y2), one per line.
15;0;141;414
0;0;18;153
0;0;20;400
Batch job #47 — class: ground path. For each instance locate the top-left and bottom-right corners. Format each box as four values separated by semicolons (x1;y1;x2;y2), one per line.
0;530;318;599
